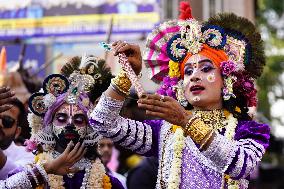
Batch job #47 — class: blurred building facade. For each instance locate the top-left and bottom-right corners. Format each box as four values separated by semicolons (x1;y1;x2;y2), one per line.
0;0;161;76
162;0;256;22
0;0;257;93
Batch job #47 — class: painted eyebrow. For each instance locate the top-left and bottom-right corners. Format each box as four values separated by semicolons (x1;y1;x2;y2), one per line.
55;112;67;116
73;113;86;117
184;59;213;67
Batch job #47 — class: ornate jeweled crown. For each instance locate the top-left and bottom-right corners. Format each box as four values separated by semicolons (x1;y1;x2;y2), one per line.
143;2;265;108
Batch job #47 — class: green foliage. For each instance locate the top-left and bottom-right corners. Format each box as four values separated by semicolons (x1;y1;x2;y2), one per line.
261;0;284;16
257;55;284;120
256;0;284;121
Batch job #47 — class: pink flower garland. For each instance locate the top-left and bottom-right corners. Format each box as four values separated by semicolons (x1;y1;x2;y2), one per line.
220;61;257;107
157;76;179;99
24;139;38;152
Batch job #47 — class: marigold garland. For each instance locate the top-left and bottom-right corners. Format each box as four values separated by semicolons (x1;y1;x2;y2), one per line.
168;60;181;78
103;175;112;189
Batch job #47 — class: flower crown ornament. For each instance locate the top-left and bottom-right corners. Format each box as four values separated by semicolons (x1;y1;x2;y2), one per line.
143;1;265;108
26;54;106;152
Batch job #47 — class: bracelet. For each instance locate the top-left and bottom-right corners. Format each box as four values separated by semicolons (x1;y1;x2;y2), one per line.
35;163;49;183
184;116;199;131
110;83;128;97
199;130;214;150
27;166;40;186
111;69;132;95
185;117;212;144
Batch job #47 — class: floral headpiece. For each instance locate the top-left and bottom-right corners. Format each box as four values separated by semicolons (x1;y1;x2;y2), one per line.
143;1;265;108
26;55;107;152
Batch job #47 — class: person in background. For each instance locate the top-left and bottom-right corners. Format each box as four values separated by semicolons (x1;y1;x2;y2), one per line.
2;72;33;145
0;86;21;179
25;55;124;188
97;138;127;189
0;86;87;189
0;98;34;179
126;157;158;189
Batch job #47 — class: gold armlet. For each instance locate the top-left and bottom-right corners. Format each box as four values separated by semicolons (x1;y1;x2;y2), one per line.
111;69;132;96
185;117;212;144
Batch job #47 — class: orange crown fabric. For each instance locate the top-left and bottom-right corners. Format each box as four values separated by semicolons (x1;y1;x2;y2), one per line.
180;44;228;78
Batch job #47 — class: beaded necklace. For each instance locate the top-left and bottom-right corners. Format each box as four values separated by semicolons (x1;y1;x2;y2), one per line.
194;109;227;131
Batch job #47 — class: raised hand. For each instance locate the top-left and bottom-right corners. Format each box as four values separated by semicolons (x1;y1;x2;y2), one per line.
112;40;142;75
0;87;15;113
43;142;86;175
137;94;193;128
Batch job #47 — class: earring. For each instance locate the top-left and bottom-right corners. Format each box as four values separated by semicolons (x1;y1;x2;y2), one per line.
174;80;189;107
222;76;236;101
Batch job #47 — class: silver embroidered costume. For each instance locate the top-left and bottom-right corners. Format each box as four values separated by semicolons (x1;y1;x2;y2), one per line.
90;94;270;189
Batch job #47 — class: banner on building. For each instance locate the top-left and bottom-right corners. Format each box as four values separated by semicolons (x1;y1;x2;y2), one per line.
0;0;160;39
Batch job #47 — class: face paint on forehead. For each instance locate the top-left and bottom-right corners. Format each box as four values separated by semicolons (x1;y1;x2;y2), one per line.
71;105;84;115
191;54;201;69
57;104;84;116
57;104;70;114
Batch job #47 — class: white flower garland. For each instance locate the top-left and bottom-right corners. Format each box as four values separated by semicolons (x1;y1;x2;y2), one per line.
167;127;185;189
43;93;57;108
223;113;239;188
167;112;238;189
87;158;106;188
224;113;238;140
37;152;108;189
27;113;43;135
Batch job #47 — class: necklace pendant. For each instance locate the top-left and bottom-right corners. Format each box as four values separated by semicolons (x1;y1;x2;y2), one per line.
67;173;74;178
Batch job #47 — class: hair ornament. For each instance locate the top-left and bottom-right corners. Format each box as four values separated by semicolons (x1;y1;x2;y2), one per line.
179;1;193;20
43;74;69;96
202;25;226;49
43;93;56;108
29;92;47;117
79;53;99;70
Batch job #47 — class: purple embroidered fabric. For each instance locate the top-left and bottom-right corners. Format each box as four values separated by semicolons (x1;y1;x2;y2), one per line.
234;121;270;149
108;173;125;189
181;148;222;189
